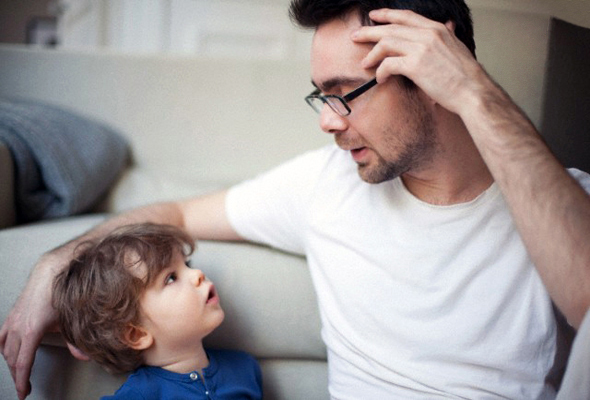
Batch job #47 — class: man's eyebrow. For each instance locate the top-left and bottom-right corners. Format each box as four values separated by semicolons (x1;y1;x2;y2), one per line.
311;77;367;92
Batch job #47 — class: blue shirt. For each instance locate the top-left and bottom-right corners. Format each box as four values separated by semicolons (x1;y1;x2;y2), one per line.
101;349;262;399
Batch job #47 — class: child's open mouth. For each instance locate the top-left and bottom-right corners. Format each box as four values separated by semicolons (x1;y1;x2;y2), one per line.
206;284;218;304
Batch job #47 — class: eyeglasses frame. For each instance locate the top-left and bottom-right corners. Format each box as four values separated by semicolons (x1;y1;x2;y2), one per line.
305;78;378;116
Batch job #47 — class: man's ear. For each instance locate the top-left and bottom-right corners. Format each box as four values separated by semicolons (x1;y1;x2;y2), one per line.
123;325;153;350
445;20;456;32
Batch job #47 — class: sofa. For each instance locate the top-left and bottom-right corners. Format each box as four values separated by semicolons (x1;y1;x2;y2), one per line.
0;44;331;399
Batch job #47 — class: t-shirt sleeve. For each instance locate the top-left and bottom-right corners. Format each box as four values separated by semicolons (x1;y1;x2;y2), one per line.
226;145;334;255
569;168;590;194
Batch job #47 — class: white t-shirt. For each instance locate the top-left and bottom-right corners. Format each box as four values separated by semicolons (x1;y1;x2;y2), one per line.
226;144;590;399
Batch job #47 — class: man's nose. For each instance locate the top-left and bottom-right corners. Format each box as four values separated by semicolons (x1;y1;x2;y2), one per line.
319;104;348;135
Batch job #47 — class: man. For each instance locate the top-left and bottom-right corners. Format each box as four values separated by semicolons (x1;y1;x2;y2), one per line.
2;0;590;398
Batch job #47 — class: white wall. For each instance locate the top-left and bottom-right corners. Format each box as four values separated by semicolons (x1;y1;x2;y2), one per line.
467;0;590;126
48;0;590;129
56;0;311;59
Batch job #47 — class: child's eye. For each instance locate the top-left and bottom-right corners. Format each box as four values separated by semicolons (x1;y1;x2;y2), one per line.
165;272;177;285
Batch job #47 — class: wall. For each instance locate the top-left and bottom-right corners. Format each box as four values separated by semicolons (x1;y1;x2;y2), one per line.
471;6;550;127
55;0;307;59
2;0;589;132
468;0;589;127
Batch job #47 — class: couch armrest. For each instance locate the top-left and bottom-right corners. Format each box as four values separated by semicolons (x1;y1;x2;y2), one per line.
0;141;15;228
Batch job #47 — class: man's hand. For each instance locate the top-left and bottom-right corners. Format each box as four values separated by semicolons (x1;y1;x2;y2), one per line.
351;9;490;117
0;253;69;400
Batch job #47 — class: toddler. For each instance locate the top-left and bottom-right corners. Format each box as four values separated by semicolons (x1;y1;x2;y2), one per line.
52;223;262;399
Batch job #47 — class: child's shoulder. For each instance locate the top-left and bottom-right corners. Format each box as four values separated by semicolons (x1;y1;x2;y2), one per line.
207;348;259;366
206;349;262;398
207;348;261;378
100;369;151;400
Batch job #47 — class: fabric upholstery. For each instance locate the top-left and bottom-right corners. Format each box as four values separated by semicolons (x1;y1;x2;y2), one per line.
0;98;129;223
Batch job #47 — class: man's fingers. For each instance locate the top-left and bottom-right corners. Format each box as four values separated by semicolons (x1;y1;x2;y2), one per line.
368;8;442;28
2;334;31;400
2;317;43;400
16;379;31;400
375;57;407;84
352;23;419;46
1;326;21;381
350;17;434;75
360;34;414;71
14;339;37;400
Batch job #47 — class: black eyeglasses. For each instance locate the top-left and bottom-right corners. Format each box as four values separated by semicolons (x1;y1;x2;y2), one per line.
305;78;378;116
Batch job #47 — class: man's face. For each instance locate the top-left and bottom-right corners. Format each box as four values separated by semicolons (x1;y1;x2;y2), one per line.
310;11;438;183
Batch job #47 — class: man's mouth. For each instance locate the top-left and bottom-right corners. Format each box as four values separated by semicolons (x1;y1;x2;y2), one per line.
335;137;369;163
351;147;368;162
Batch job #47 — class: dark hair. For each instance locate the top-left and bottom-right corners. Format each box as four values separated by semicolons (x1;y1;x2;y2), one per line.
52;223;195;374
289;0;476;57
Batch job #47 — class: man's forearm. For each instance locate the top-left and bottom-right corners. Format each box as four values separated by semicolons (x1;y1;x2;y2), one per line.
44;189;240;274
463;81;590;328
43;201;187;273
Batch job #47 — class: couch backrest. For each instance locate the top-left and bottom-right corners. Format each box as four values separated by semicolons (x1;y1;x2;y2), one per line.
0;45;331;193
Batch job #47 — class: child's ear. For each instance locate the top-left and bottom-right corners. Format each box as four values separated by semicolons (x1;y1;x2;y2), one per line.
123;325;153;350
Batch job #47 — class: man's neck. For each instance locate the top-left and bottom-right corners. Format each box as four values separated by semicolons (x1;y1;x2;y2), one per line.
401;111;494;205
401;167;493;205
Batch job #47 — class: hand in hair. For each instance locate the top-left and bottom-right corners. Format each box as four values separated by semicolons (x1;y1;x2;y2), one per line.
351;8;489;117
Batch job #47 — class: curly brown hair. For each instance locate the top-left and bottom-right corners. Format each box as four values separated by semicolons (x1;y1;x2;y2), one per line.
52;223;195;374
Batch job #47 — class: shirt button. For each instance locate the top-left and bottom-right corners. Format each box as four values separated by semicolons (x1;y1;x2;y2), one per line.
190;372;198;381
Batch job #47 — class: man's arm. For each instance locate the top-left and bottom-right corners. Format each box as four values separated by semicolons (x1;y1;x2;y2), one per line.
0;189;239;399
461;79;590;328
353;9;590;328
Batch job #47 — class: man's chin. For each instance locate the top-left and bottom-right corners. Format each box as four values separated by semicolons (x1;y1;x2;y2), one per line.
357;167;386;184
357;164;401;184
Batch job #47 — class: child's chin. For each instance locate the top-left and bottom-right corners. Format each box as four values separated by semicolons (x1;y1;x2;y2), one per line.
214;308;226;326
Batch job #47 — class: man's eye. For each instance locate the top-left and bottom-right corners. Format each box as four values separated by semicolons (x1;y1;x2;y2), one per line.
165;272;177;285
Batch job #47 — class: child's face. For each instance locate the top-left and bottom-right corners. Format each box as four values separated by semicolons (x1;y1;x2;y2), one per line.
137;251;225;350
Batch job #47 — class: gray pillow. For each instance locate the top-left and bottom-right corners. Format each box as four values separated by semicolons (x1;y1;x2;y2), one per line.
0;98;129;223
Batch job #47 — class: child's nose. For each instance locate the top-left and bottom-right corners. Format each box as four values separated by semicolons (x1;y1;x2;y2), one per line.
192;269;205;286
